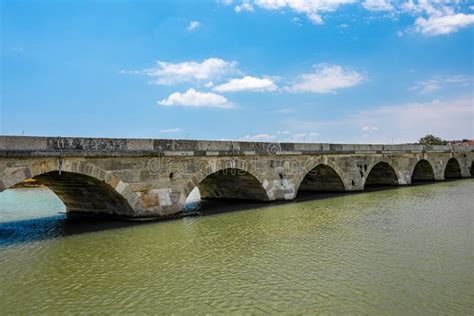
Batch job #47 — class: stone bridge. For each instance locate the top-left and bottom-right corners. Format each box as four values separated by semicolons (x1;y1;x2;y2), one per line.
1;136;473;219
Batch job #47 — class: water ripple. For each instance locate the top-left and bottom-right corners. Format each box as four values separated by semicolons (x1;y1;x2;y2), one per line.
0;180;473;314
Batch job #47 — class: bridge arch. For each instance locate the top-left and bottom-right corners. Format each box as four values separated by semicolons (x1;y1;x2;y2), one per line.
296;164;345;195
1;160;144;218
181;162;271;209
444;158;462;179
197;168;270;201
364;161;399;188
411;159;435;182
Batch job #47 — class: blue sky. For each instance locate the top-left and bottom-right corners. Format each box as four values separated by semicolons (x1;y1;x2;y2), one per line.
1;0;473;144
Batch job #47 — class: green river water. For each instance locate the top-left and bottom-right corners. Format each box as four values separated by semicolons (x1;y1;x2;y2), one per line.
0;180;473;314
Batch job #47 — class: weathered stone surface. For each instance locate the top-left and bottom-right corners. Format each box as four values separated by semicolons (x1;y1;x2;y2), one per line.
199;168;269;201
126;139;154;151
46;137;127;151
0;136;472;219
34;171;134;217
364;162;399;186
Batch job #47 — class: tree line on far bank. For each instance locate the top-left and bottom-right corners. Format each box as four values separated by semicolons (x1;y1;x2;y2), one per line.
417;134;472;146
418;134;448;145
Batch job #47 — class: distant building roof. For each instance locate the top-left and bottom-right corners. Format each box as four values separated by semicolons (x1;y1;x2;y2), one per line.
448;139;474;146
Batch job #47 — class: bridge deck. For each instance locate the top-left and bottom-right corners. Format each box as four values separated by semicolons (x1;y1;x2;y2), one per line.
1;136;473;157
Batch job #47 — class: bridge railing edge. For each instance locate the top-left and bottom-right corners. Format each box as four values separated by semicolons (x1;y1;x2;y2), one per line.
0;135;473;156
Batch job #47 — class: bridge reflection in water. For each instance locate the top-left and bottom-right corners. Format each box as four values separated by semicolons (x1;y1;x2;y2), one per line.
2;176;470;247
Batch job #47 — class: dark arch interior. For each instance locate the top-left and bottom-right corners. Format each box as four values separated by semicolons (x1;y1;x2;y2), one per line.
26;171;134;217
470;161;474;177
198;168;269;201
444;158;462;179
365;162;399;187
298;165;345;193
411;160;435;182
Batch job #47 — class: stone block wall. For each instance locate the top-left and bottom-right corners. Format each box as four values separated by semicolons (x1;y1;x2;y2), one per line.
0;136;472;219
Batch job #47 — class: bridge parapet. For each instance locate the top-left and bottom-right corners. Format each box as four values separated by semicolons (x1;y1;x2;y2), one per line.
1;136;472;157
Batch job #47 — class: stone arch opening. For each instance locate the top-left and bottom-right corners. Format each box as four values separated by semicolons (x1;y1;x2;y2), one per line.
298;164;345;194
470;161;474;177
411;159;435;182
365;162;399;187
11;171;134;217
444;158;462;179
197;168;269;201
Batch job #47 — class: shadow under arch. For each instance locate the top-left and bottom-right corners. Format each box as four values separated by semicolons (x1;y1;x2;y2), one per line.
6;170;135;218
364;161;399;188
297;164;345;196
411;159;435;182
471;160;474;177
197;168;270;201
444;158;462;179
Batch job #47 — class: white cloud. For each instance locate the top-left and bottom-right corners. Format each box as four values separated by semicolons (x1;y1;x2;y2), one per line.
411;79;441;94
252;0;357;24
213;76;277;92
286;64;365;94
410;75;472;94
240;131;321;143
159;128;182;133
223;1;474;35
401;0;455;17
287;132;320;142
415;13;474;35
187;20;201;31
254;0;356;13
277;108;296;114
362;0;393;12
292;16;303;26
401;1;474;36
307;13;324;25
362;126;379;131
235;3;254;12
285;97;474;143
242;133;276;141
158;89;235;109
444;76;472;84
133;58;239;85
357;98;474;142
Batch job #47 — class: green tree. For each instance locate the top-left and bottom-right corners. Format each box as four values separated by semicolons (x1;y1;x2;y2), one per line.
418;134;447;145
